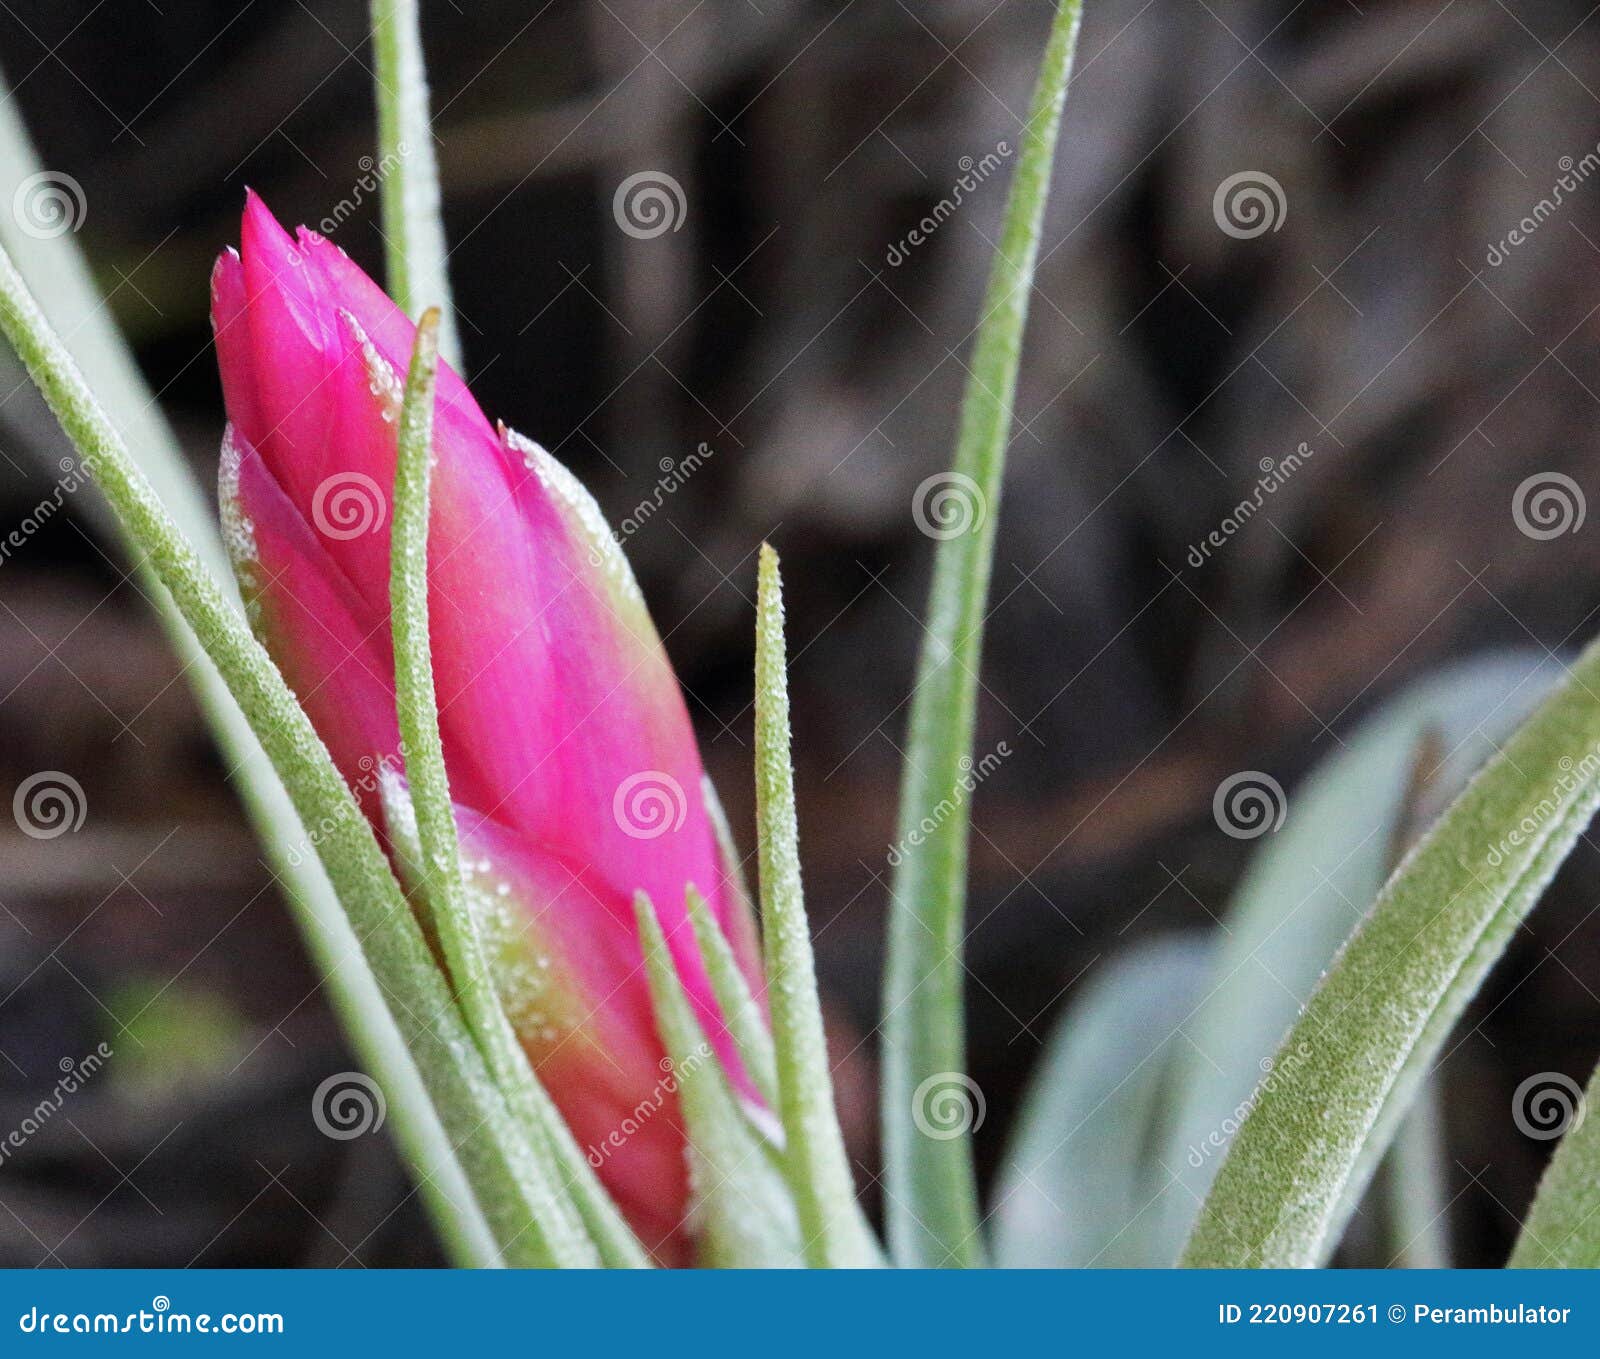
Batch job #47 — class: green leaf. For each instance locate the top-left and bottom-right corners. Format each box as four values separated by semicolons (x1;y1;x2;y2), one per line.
1509;1064;1600;1266
991;936;1213;1268
687;885;778;1106
1182;639;1600;1267
882;0;1086;1269
370;0;460;365
0;73;496;1268
755;546;881;1268
992;656;1554;1269
385;313;647;1267
632;892;803;1268
0;240;595;1268
1154;652;1561;1265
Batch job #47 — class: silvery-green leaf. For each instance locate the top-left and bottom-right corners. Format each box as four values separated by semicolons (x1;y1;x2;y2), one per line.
369;0;460;363
1183;643;1600;1267
991;936;1212;1267
1156;651;1561;1264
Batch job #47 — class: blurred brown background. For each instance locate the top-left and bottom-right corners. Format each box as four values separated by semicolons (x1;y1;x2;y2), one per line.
3;0;1600;1266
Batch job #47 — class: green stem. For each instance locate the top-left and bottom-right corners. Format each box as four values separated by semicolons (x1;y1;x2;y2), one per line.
370;0;461;365
882;0;1085;1268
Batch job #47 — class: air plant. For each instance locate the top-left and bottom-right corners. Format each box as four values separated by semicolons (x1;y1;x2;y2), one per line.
2;0;1600;1269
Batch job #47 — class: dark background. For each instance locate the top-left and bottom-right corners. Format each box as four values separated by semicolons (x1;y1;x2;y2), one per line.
2;0;1600;1266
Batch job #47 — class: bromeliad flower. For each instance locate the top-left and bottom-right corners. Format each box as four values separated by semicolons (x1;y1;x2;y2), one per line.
15;0;1600;1282
211;192;763;1260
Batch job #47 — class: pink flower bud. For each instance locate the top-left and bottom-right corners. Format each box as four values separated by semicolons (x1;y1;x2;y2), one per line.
212;193;762;1261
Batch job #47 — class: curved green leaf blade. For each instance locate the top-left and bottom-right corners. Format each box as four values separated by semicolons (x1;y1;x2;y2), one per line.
1376;1078;1450;1268
687;885;778;1106
1153;652;1562;1263
1182;638;1600;1267
883;0;1086;1269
